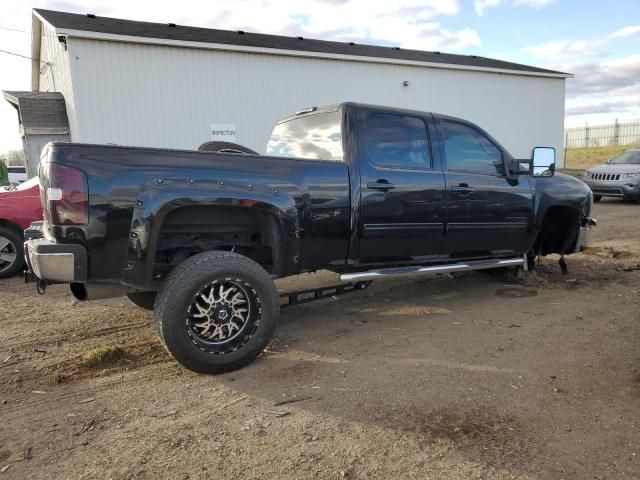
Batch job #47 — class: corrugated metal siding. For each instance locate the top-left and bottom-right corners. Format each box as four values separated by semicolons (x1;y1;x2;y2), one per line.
66;38;566;165
22;134;69;177
39;23;78;141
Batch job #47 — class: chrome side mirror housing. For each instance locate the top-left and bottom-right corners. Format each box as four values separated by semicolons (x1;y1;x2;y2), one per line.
532;147;556;177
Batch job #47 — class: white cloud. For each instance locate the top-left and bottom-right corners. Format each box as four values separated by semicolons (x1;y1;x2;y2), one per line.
474;0;501;16
514;0;556;7
553;54;640;125
611;25;640;38
565;54;640;98
521;39;594;61
369;19;480;51
520;23;640;63
523;24;640;126
474;0;555;16
565;98;637;117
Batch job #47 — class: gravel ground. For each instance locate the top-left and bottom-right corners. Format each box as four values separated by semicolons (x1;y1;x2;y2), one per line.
0;198;639;479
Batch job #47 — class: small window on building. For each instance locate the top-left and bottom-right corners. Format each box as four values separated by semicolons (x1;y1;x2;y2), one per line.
266;111;343;161
442;121;504;175
364;113;431;169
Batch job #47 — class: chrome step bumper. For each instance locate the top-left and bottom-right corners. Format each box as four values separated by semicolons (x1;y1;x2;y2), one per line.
340;256;526;282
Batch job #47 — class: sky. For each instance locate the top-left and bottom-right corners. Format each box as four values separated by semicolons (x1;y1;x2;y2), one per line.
0;0;639;152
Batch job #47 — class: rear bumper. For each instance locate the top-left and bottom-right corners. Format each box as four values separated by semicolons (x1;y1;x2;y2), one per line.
24;233;87;283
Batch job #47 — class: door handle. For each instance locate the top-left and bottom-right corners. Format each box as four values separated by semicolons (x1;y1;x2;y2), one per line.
451;185;475;195
367;180;396;191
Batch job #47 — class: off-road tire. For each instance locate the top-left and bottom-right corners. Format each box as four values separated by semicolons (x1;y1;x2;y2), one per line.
153;251;279;374
126;292;157;311
197;141;258;155
0;226;24;279
593;195;602;203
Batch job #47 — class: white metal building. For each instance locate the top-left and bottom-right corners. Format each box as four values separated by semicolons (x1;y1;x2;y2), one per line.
7;9;571;176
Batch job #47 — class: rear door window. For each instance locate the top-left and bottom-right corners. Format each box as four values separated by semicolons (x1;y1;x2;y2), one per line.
364;113;431;169
266;111;343;161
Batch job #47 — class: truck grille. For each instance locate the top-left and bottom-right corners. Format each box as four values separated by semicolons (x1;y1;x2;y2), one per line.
591;173;621;181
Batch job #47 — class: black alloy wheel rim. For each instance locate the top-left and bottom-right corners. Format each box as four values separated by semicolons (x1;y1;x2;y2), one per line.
0;235;17;274
185;278;262;355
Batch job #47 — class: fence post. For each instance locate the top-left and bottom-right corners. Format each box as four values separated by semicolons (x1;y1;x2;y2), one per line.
585;123;589;148
564;119;640;150
564;132;568;166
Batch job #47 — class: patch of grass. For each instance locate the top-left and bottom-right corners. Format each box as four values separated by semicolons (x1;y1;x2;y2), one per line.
81;345;124;367
49;341;169;383
0;448;10;462
559;168;586;179
565;145;640;170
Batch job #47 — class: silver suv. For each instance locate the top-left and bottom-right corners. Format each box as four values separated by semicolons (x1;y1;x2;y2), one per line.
584;149;640;202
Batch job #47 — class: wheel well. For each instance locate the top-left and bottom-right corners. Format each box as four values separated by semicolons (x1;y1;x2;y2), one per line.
535;206;581;255
0;219;24;237
153;205;280;278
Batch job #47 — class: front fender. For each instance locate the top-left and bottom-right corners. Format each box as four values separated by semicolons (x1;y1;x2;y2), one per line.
530;173;593;254
532;173;592;230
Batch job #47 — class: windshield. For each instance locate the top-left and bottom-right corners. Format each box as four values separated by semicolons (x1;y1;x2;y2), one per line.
610;150;640;164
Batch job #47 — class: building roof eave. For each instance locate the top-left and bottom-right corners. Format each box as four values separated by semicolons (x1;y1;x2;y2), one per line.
31;8;573;79
53;27;575;79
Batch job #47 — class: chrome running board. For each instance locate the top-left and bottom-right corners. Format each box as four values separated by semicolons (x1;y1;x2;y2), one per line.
340;256;526;282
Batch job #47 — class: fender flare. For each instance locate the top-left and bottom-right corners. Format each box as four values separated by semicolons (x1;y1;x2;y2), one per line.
122;186;302;289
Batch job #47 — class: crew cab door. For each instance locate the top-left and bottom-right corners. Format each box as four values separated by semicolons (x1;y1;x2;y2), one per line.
436;118;534;257
356;108;446;263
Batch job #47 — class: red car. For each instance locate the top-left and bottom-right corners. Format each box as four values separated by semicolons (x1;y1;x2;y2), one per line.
0;177;42;278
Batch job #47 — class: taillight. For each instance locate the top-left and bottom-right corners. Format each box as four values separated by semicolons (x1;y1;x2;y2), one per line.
45;164;89;226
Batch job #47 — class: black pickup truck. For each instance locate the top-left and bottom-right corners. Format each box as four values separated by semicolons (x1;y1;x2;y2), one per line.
25;102;595;373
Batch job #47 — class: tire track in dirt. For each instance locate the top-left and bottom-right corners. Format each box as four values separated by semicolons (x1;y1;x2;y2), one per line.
2;363;179;423
2;321;151;351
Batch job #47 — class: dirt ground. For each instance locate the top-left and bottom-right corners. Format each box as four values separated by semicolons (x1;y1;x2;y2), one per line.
1;199;640;479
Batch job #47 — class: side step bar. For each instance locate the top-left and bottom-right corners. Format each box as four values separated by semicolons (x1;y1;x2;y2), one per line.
340;256;526;282
280;281;372;308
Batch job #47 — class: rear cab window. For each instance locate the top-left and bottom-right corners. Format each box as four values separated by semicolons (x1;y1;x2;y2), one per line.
364;112;431;169
266;110;343;162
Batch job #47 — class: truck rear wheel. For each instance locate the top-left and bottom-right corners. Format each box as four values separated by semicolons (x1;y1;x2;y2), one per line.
153;251;279;374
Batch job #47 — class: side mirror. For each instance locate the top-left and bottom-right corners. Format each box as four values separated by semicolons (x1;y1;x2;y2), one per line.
509;159;531;175
532;147;555;177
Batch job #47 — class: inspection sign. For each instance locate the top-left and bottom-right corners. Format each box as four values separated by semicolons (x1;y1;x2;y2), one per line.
210;124;237;142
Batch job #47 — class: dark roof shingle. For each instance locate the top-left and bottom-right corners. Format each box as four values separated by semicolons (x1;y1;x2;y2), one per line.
3;91;69;131
34;9;569;77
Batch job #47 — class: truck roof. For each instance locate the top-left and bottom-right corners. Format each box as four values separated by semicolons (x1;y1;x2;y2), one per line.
275;102;468;125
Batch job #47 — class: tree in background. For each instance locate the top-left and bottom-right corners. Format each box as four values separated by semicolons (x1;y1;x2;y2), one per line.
0;160;8;186
2;150;25;166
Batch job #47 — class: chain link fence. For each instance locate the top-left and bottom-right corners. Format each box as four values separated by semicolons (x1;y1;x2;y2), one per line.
565;120;640;149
